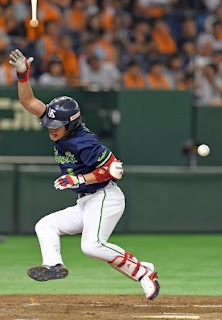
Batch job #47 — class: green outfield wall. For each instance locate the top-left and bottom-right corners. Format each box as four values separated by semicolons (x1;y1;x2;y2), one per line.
196;106;222;166
117;90;191;165
1;165;221;234
1;87;222;166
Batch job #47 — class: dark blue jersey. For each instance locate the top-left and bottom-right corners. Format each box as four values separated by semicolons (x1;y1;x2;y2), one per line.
54;125;112;193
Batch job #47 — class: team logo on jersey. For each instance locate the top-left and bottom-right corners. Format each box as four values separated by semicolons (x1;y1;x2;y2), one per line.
98;149;107;162
48;108;56;118
54;147;76;164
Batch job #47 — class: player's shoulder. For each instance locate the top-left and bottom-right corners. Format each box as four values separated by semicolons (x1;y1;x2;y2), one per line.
74;125;99;144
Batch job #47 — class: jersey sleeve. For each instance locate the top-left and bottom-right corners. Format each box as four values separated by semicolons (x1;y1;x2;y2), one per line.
78;140;112;168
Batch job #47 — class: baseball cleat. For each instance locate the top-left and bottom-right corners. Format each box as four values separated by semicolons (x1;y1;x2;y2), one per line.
139;271;160;301
27;264;68;282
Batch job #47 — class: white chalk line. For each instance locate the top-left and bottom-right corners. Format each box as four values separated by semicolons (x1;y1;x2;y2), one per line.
22;302;222;309
134;304;222;308
134;316;200;319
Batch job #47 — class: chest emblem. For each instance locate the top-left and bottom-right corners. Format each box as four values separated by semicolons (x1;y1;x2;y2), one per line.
54;147;77;164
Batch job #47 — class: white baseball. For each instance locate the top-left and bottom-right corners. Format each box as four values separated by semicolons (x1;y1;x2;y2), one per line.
197;144;210;157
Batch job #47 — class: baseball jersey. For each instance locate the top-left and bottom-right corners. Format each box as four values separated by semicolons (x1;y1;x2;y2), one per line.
54;125;113;193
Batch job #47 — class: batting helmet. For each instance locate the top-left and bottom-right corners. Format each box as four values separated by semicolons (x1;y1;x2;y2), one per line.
40;96;81;132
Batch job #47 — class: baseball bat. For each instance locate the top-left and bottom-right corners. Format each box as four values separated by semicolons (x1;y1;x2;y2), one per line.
30;0;39;28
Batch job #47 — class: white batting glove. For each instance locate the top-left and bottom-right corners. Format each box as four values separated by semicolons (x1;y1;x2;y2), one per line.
54;174;86;190
9;49;34;73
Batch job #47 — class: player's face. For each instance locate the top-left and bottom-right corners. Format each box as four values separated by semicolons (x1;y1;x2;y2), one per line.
48;126;68;141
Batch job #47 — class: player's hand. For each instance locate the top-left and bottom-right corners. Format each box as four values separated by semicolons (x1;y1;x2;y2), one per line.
54;174;86;190
9;49;34;73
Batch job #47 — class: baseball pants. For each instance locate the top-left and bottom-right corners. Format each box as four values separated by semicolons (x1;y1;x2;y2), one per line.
35;181;126;266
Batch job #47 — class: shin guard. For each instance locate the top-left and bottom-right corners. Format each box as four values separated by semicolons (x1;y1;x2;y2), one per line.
109;251;150;281
109;251;160;301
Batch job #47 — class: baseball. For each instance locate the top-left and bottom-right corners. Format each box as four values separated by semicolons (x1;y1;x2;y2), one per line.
197;144;210;157
30;19;39;28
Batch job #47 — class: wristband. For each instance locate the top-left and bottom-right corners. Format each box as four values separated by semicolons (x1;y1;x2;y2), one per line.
17;59;30;83
77;174;86;185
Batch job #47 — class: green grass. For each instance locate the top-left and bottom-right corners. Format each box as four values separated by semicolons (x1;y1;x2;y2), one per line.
0;234;221;296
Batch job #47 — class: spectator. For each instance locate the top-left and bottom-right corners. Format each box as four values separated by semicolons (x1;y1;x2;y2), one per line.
0;50;16;85
79;39;97;75
56;34;80;87
211;20;222;50
38;59;67;87
147;60;172;89
203;0;221;13
101;0;116;31
177;71;194;90
94;31;119;64
80;54;120;90
205;4;222;33
86;13;103;39
166;54;184;87
182;41;195;69
152;19;177;56
133;0;169;21
124;21;152;71
123;60;146;88
65;0;87;32
178;18;197;50
35;20;61;70
85;0;99;17
195;63;222;105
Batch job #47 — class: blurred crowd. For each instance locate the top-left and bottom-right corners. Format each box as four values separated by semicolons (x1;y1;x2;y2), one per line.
0;0;222;105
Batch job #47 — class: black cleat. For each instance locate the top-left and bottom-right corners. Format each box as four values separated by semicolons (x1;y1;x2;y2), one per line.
27;264;69;282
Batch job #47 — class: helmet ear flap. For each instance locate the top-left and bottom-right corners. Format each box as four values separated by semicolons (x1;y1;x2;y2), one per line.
65;116;82;134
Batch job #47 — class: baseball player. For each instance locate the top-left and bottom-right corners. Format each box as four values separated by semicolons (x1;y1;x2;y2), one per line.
9;49;160;301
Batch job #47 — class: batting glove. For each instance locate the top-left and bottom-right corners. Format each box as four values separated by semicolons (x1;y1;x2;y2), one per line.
9;49;34;82
54;174;86;190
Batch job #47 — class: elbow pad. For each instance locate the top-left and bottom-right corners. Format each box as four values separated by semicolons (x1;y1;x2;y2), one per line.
93;154;123;183
109;160;123;180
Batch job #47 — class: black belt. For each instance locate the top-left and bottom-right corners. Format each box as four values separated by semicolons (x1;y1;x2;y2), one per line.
78;191;96;199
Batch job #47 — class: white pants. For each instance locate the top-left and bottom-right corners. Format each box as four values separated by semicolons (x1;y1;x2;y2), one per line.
35;182;126;266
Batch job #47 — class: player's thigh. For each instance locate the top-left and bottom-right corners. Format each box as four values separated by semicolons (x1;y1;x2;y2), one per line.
82;185;125;242
37;204;83;235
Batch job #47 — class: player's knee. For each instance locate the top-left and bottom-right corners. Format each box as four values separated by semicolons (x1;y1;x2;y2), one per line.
35;216;55;234
81;240;102;258
35;218;48;235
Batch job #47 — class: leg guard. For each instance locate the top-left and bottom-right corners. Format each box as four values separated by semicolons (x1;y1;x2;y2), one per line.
109;251;149;281
109;251;160;301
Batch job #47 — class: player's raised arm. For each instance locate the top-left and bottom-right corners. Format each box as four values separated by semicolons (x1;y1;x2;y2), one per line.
9;49;46;117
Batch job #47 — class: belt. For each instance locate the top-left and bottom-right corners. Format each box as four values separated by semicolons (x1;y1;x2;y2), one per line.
78;181;116;199
78;191;96;199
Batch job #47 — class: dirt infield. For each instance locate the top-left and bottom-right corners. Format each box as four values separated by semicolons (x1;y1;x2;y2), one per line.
0;295;222;320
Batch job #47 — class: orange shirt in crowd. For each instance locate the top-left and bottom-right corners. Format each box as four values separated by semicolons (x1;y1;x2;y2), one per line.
57;49;79;86
0;12;6;32
38;0;61;24
152;28;176;55
123;71;146;88
95;38;117;64
147;72;171;89
65;7;86;31
146;6;166;18
101;8;115;31
0;0;10;6
41;35;60;56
